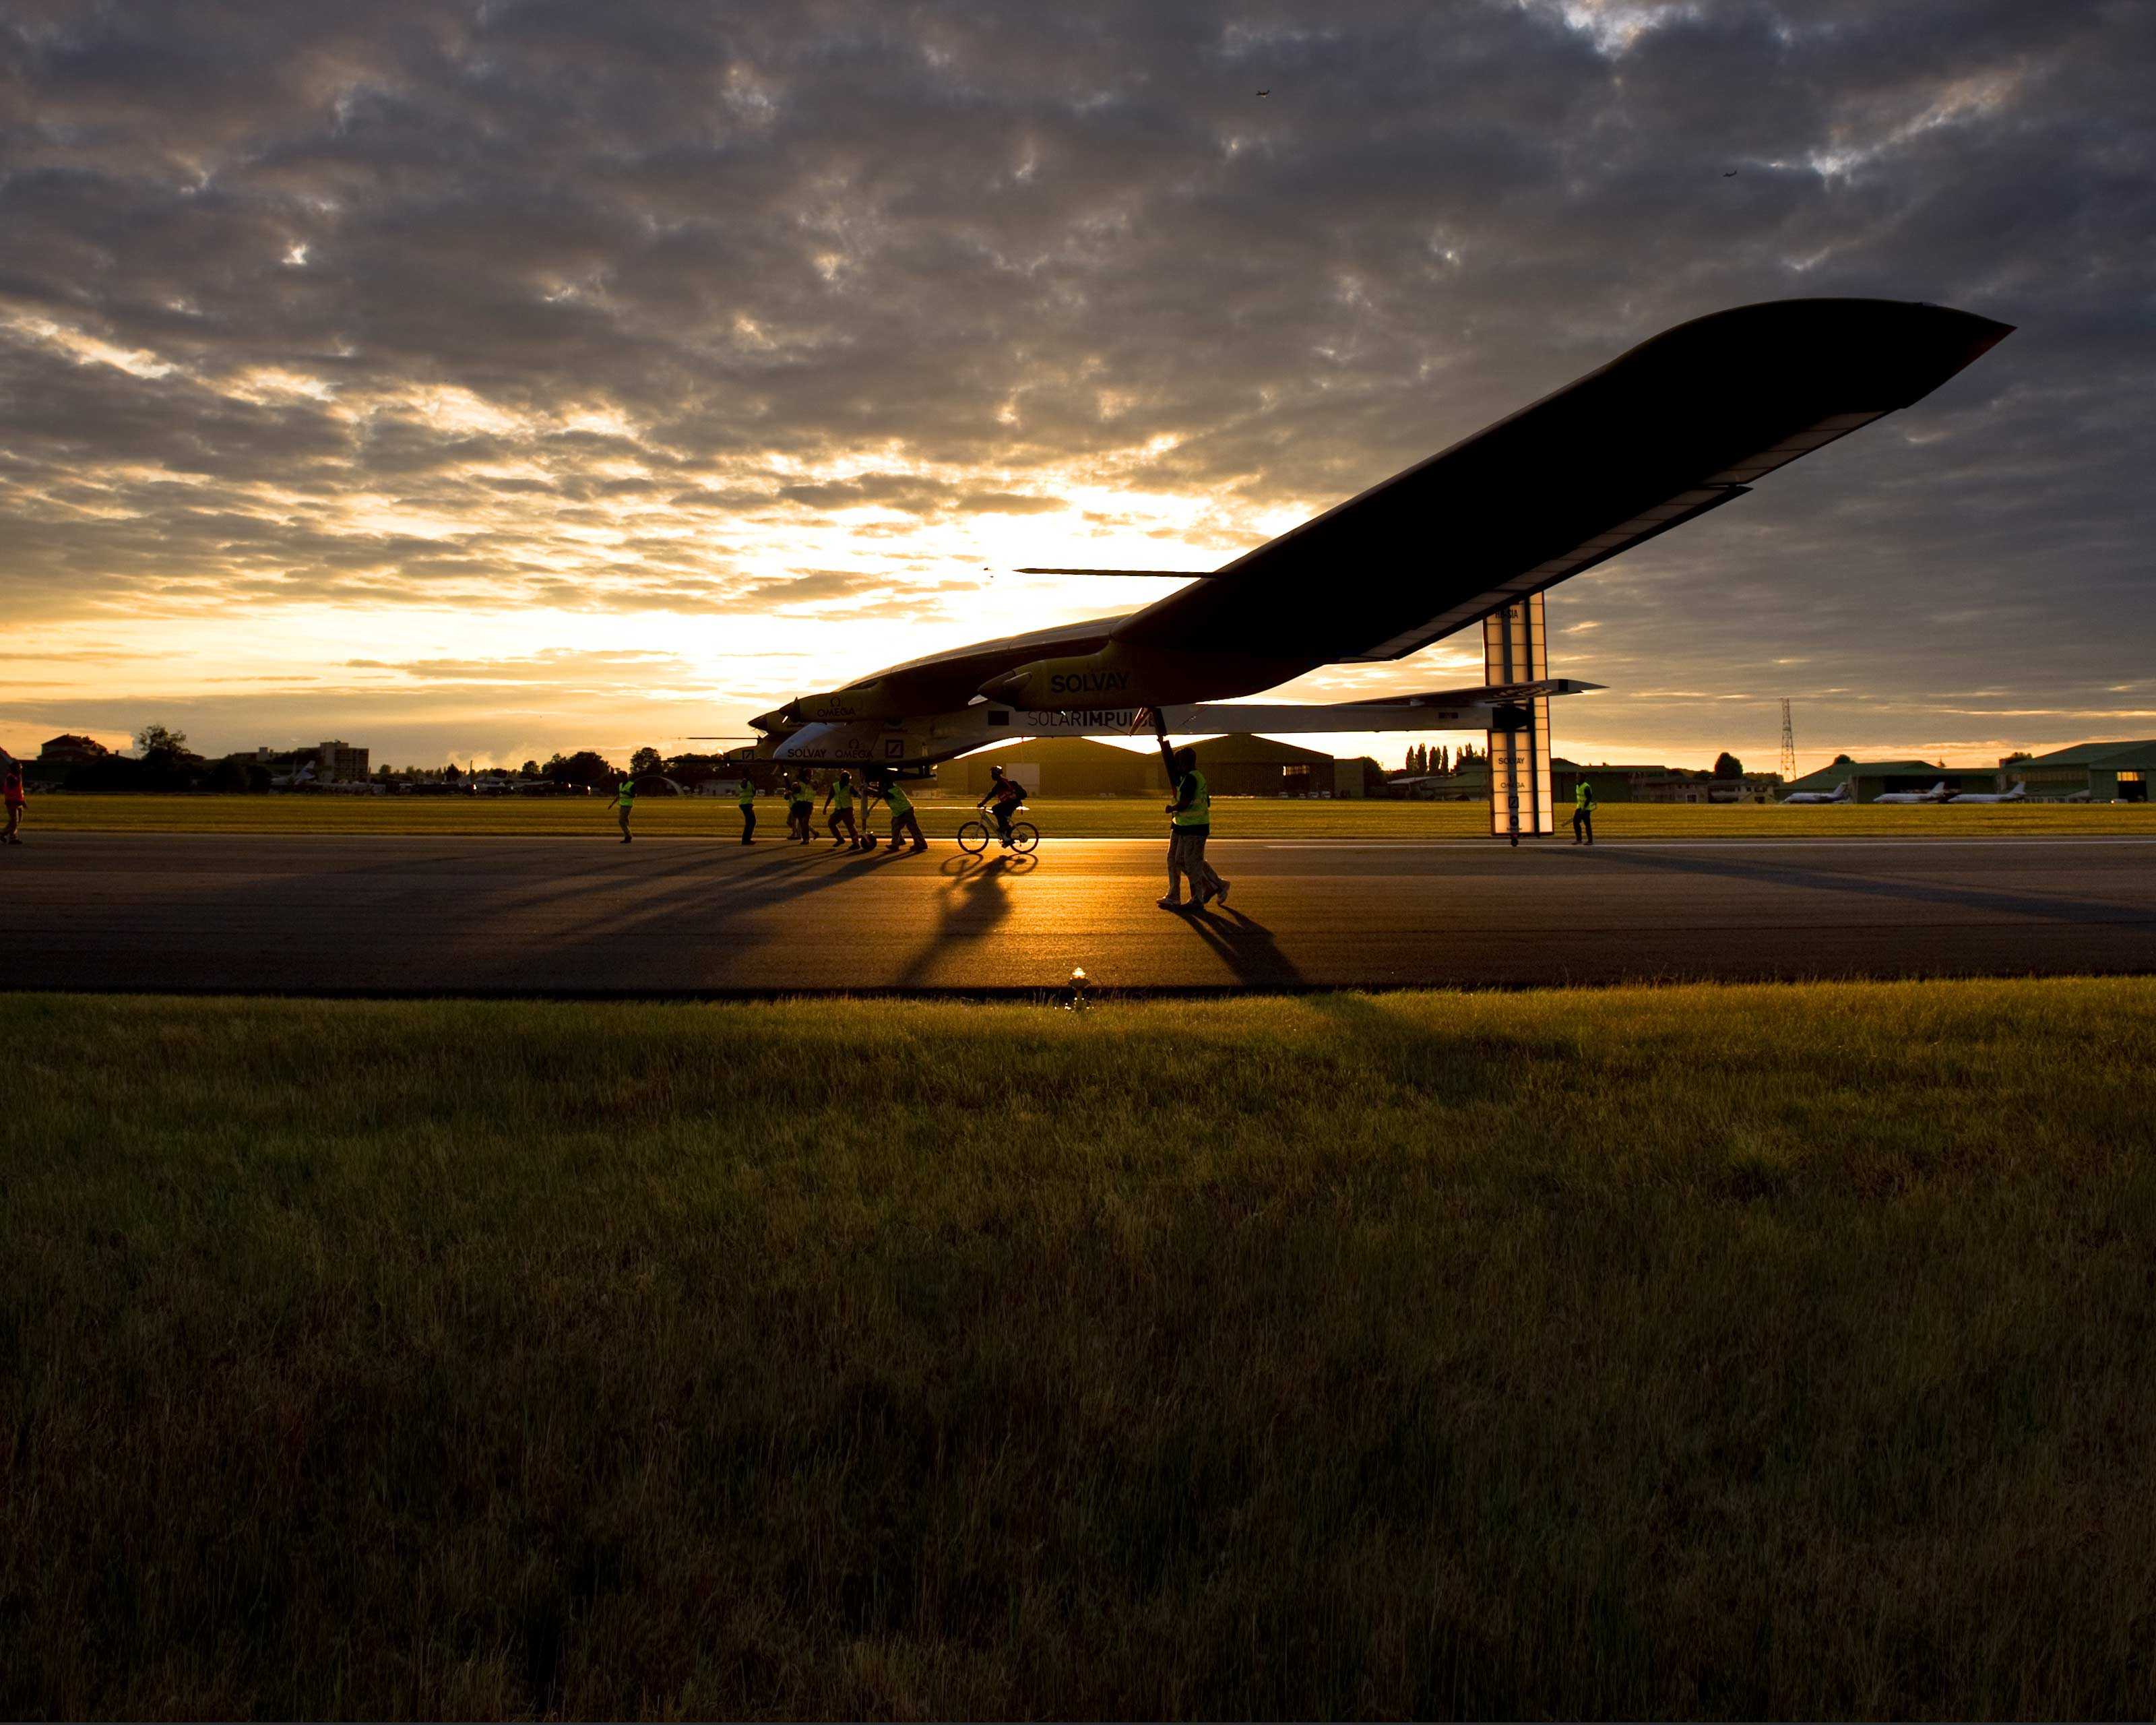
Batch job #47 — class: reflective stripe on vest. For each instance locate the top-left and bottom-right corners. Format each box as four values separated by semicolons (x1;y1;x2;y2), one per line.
1172;769;1210;827
619;781;636;805
738;782;755;805
887;782;912;815
832;782;852;809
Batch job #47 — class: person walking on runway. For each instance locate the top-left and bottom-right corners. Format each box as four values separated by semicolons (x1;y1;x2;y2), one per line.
823;770;859;848
786;774;814;842
1153;726;1226;911
881;772;926;853
1573;777;1597;846
2;760;25;846
606;772;637;843
736;772;758;843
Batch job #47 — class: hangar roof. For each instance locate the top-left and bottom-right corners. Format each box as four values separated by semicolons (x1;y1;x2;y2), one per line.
2021;739;2156;768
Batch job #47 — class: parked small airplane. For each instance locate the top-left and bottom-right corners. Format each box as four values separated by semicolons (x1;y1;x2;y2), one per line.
1948;780;2028;804
1872;780;1955;805
1779;781;1852;805
740;299;2010;842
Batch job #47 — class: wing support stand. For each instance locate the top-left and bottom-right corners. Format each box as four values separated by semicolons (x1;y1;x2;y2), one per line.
1484;594;1554;847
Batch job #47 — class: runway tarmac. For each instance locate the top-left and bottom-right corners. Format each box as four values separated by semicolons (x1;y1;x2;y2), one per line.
9;832;2156;995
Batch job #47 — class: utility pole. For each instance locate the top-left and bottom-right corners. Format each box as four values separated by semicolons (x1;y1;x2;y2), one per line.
1779;699;1798;781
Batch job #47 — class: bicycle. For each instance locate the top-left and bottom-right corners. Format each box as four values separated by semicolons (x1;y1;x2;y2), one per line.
957;804;1039;855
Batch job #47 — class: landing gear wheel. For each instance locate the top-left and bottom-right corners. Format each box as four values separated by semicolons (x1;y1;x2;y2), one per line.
1008;821;1040;854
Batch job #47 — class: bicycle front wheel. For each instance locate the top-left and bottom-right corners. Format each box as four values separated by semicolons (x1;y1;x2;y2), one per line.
1007;821;1040;854
957;819;990;855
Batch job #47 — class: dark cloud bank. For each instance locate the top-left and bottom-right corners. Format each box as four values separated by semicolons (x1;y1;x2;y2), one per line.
2;0;2151;761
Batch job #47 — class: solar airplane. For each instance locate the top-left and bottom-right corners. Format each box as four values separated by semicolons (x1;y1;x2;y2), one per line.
747;299;2011;841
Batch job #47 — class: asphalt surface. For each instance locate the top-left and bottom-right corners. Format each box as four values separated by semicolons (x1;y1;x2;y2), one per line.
8;832;2156;995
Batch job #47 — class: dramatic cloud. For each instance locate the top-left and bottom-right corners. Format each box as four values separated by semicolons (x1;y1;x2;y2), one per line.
1;0;2150;766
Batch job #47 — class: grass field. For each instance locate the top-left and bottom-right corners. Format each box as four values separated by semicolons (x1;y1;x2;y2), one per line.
6;979;2155;1718
21;789;2156;840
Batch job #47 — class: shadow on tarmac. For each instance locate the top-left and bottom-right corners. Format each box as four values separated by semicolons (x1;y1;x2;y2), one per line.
1577;844;2156;927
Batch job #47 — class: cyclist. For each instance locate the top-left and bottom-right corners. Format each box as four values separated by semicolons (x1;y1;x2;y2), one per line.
977;765;1027;848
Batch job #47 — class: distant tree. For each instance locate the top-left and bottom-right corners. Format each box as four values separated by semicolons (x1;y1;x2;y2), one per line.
630;746;664;778
1831;753;1853;765
443;763;463;784
134;724;189;759
1713;751;1744;779
520;759;541;779
545;750;621;789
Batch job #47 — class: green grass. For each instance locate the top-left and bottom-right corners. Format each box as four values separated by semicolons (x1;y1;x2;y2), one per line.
22;789;2156;839
5;980;2156;1718
12;978;2156;1716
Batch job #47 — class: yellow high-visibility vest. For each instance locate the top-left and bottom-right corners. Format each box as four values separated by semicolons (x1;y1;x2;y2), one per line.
1172;770;1210;827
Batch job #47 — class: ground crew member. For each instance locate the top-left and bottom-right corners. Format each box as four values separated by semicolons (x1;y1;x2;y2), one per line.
606;772;637;843
977;765;1026;848
736;773;757;844
881;772;926;854
1155;740;1227;911
2;761;24;846
786;774;814;842
1573;777;1597;846
823;770;859;847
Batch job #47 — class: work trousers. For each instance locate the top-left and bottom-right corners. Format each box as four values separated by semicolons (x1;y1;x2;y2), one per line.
739;806;755;842
3;803;20;843
1167;825;1223;902
829;807;857;842
1573;807;1593;844
890;809;924;850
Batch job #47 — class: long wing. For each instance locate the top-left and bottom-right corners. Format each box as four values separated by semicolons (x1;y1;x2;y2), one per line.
1110;299;2010;665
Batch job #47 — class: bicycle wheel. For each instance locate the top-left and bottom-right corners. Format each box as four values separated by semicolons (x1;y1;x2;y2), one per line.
1007;821;1040;854
957;819;990;855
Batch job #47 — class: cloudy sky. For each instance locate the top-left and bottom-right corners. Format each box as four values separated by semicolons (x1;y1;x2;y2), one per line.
3;0;2149;772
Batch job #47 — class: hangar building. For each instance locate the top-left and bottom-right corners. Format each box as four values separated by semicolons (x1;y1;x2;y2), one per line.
2009;740;2154;802
1779;759;1998;802
937;738;1156;798
938;734;1350;797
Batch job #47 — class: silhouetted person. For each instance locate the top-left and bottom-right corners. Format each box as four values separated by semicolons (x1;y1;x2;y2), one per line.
607;773;636;843
823;770;859;848
1154;732;1226;910
2;761;24;845
881;772;926;853
736;773;757;843
1573;778;1597;846
978;765;1025;848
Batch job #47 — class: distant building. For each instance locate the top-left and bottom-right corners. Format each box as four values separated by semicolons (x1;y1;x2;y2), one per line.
253;739;370;783
937;738;1158;798
2008;739;2155;803
38;733;110;765
1551;761;1672;804
937;732;1357;798
1188;734;1337;797
1778;759;1999;803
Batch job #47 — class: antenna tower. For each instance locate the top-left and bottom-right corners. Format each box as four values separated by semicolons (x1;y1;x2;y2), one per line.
1779;699;1798;781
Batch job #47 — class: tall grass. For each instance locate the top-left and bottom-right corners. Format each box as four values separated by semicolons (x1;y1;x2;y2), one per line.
5;980;2154;1716
24;790;2156;839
